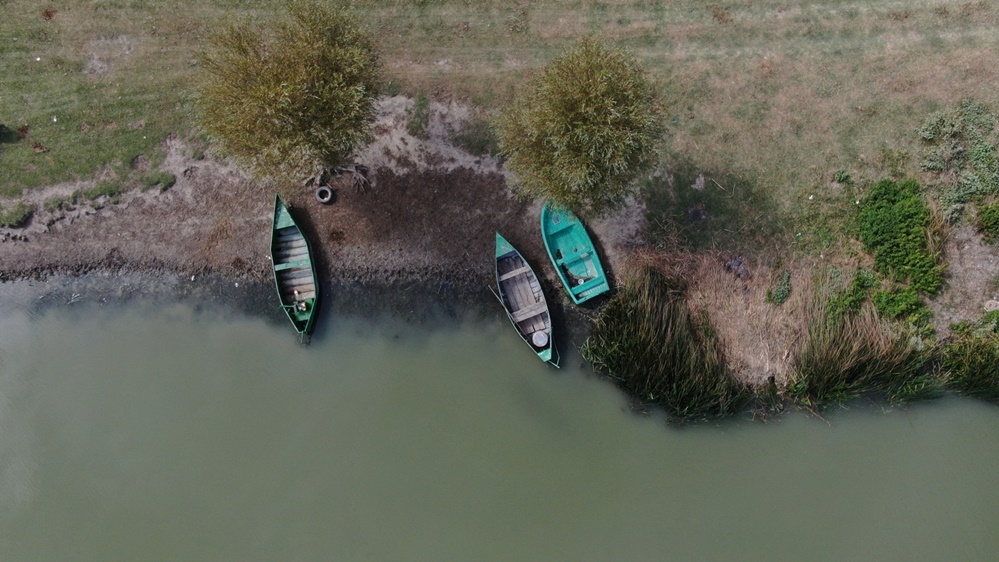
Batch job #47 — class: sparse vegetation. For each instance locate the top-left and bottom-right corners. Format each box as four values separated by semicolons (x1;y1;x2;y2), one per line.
451;118;500;157
497;37;663;217
407;93;431;139
142;172;177;192
858;179;944;295
581;263;747;422
197;0;380;179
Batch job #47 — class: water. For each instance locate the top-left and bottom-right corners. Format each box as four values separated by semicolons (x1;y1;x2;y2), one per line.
2;287;999;560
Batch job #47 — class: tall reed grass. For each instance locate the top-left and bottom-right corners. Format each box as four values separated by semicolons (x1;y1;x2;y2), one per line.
787;291;939;411
938;312;999;404
580;263;747;422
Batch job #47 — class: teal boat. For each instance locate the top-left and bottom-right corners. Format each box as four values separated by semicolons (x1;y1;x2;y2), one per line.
270;196;319;343
495;233;559;366
540;202;610;304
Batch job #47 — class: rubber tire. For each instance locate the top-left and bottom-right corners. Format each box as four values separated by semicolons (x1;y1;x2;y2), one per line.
315;185;334;205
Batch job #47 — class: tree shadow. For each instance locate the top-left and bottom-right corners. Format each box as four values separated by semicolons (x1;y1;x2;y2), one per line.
642;158;789;256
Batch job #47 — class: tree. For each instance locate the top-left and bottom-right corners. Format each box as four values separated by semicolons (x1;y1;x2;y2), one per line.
497;37;663;217
197;0;380;180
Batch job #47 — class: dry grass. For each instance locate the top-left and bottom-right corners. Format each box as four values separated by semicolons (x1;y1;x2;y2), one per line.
684;252;817;386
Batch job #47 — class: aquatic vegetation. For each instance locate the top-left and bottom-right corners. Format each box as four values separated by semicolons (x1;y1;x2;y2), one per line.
581;263;747;422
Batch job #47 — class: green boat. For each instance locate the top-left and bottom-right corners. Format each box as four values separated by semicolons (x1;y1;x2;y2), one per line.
540;202;610;304
270;195;319;343
495;233;559;366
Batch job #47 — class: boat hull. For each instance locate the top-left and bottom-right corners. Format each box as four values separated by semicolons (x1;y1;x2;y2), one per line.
270;196;319;342
495;233;558;365
540;203;610;304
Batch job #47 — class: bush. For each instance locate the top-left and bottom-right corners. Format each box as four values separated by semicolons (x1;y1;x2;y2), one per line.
497;37;663;217
872;287;931;327
580;263;747;422
977;201;999;243
858;179;944;294
198;0;380;179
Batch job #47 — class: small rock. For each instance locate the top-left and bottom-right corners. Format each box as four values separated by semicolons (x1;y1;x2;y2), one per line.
986;300;999;313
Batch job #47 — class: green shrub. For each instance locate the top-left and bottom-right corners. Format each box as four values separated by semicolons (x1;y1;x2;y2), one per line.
977;202;999;243
580;263;747;422
826;269;878;318
833;169;851;184
858;179;944;294
0;201;35;228
872;287;931;327
407;93;431;138
766;269;792;305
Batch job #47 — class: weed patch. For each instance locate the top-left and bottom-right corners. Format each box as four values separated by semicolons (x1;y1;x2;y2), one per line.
919;100;999;220
450;118;499;157
858;179;943;294
766;269;792;305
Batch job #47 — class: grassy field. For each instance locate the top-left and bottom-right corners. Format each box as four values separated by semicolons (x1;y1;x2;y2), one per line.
3;0;999;248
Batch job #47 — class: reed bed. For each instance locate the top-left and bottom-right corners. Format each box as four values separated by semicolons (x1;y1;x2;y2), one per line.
787;292;939;411
580;262;747;422
938;313;999;403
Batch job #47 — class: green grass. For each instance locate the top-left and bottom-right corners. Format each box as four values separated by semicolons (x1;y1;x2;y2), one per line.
580;263;748;422
450;117;499;157
406;92;431;139
0;201;35;228
3;0;997;212
977;200;999;242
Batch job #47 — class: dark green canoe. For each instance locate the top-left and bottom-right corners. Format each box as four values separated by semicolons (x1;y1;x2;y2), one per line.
495;232;559;366
271;196;319;343
540;202;610;305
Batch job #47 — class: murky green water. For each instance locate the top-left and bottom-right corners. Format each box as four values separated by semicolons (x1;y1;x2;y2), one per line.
2;288;999;560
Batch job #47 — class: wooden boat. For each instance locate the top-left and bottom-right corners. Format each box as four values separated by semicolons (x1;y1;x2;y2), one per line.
495;232;559;366
540;202;610;304
270;195;319;343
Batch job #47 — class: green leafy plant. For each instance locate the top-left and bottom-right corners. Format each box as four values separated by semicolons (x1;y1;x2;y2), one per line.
766;269;792;305
197;0;380;179
497;37;663;217
580;263;747;422
858;179;944;294
833;169;851;184
872;287;931;327
826;269;879;319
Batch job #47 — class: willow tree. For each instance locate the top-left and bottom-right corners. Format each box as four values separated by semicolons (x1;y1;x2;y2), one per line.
198;1;380;180
497;37;663;217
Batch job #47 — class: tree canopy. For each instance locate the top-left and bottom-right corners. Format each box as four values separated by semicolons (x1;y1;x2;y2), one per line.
197;1;380;179
497;37;663;217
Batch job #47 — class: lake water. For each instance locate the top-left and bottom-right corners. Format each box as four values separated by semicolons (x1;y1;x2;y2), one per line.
1;278;998;560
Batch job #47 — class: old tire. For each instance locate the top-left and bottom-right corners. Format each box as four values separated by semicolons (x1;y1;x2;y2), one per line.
315;185;334;205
